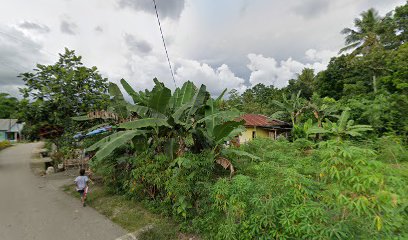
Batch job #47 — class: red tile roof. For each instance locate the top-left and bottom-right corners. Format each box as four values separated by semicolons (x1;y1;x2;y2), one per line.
238;114;290;127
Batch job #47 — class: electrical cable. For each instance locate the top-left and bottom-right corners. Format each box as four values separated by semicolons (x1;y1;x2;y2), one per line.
152;0;177;88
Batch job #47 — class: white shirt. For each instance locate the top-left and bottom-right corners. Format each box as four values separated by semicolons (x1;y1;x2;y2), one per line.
74;176;89;191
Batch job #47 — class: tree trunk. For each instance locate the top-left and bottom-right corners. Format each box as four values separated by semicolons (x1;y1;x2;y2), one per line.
373;75;377;93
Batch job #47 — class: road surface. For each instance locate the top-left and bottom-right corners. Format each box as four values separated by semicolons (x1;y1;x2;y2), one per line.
0;142;126;240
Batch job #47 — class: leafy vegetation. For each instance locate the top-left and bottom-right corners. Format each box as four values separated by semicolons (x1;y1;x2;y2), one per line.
0;93;19;118
18;48;110;146
0;141;11;150
16;1;408;239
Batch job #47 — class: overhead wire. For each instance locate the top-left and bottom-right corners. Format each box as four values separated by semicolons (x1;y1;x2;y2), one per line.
152;0;177;88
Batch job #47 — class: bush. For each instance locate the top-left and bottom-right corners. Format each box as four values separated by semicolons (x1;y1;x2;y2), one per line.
90;137;407;238
89;137;408;239
375;135;408;163
0;140;11;150
196;139;408;239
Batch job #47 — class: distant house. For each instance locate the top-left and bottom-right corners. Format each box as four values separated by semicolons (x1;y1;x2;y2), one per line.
237;114;291;143
0;119;24;142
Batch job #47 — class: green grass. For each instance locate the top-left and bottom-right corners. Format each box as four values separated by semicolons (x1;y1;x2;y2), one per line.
63;184;178;239
0;140;11;151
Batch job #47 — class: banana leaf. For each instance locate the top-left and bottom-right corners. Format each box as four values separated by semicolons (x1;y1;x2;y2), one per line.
119;118;170;129
148;83;171;114
120;78;139;103
213;120;245;144
93;130;146;161
174;81;196;108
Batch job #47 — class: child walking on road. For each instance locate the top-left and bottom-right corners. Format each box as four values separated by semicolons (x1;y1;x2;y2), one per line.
74;169;89;207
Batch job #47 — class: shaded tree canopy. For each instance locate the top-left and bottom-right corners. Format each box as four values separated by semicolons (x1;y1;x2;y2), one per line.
18;48;110;141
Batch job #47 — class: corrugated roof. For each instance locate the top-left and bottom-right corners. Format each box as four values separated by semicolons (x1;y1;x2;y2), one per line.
0;119;18;131
238;114;290;127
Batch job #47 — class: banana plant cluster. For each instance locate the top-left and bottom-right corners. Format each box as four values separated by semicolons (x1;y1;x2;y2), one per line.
84;78;246;163
307;110;373;140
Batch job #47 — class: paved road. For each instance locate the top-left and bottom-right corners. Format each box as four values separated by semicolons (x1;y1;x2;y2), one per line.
0;142;126;240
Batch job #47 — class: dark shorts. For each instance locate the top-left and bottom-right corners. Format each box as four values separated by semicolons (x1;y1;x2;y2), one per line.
77;189;84;196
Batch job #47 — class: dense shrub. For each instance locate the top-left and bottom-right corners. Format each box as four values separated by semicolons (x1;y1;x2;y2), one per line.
80;78;407;239
0;140;11;150
196;138;408;239
91;137;408;239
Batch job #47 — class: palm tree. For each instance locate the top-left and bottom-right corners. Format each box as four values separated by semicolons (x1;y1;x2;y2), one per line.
340;8;383;55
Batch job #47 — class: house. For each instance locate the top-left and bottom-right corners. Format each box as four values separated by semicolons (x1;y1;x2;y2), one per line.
237;114;291;143
0;119;24;142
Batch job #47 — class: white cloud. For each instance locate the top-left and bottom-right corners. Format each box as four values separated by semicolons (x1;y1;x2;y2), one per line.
0;25;49;97
124;53;246;97
247;49;337;88
305;49;336;63
0;0;405;98
175;60;247;95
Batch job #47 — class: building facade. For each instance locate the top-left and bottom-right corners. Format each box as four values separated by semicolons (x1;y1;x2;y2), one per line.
237;114;291;144
0;119;24;142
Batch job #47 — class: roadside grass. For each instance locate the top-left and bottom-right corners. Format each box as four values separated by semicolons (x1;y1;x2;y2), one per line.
63;184;178;240
0;141;12;151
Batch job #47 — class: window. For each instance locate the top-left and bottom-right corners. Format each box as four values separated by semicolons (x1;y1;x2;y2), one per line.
6;132;15;140
252;131;256;139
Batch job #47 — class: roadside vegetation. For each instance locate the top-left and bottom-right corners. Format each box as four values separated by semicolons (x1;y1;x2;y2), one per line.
8;2;408;239
0;141;11;150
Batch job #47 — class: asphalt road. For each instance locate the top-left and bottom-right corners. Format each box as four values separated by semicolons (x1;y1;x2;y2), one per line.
0;142;126;240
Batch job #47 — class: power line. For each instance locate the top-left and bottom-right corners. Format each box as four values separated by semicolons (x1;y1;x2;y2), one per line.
152;0;177;88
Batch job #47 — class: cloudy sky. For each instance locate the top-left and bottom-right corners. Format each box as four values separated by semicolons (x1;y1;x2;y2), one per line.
0;0;405;97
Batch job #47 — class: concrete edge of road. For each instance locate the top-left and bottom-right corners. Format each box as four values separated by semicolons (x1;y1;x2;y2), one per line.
115;225;154;240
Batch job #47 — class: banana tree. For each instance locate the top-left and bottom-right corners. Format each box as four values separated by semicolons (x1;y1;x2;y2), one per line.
271;90;306;126
85;79;246;167
307;110;373;141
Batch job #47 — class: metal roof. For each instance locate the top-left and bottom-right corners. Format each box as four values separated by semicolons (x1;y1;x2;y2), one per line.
238;114;291;128
0;119;18;131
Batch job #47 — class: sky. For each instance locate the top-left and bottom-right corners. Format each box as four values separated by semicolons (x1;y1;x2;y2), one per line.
0;0;405;98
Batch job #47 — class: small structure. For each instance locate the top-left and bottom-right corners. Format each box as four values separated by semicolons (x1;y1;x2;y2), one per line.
0;119;24;142
237;114;291;143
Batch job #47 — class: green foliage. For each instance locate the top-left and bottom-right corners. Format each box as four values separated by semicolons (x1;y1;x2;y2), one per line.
18;48;110;145
92;130;147;161
308;110;373;140
286;68;315;99
87;79;245;164
84;80;247;227
193;138;408;239
317;141;407;237
374;135;408;163
0;141;11;150
271;90;306;126
0;93;19;118
39;3;408;238
340;8;383;54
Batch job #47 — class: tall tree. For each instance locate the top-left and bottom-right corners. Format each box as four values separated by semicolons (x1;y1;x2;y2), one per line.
286;68;315;99
340;8;383;55
394;2;408;44
19;48;110;143
0;93;19;118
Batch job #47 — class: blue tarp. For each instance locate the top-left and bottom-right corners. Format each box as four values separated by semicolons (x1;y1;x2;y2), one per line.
74;126;112;140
